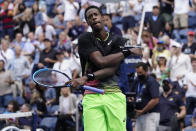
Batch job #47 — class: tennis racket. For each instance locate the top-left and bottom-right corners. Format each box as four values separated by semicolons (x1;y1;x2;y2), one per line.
32;68;105;94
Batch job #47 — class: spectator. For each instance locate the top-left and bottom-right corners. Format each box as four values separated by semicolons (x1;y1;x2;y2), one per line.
144;0;159;23
1;100;19;127
55;87;77;131
152;40;170;67
22;32;36;56
32;2;43;27
17;103;33;129
30;89;47;115
182;31;196;59
183;58;196;114
8;45;30;98
163;21;174;38
35;21;56;45
56;31;71;52
13;2;26;17
159;0;174;22
53;13;66;35
130;62;160;131
24;81;37;103
142;29;157;57
118;0;136;33
20;8;35;36
45;0;56;17
13;2;26;34
1;1;14;40
44;86;56;111
152;54;169;84
79;1;89;22
33;33;45;65
159;78;186;131
103;13;122;36
36;39;56;70
173;0;189;29
67;16;85;40
148;6;165;38
133;0;144;23
167;41;192;87
12;33;25;50
0;60;14;107
63;0;79;22
0;39;14;64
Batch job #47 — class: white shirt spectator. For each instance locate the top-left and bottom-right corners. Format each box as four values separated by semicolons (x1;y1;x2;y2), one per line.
184;71;196;98
144;0;159;12
174;0;190;14
62;97;70;114
22;40;36;55
105;3;118;14
0;48;14;63
133;0;144;14
35;25;56;41
119;0;135;17
167;53;192;81
63;0;79;21
53;58;77;84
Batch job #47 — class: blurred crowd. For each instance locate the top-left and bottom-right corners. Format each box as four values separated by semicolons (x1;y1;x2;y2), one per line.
0;0;195;131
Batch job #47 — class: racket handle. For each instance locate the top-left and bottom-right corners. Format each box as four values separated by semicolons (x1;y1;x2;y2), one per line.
82;85;105;94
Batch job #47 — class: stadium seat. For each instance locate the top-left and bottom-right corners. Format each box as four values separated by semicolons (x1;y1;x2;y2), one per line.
184;115;193;127
179;29;189;39
39;117;57;131
0;107;5;113
15;96;25;106
180;39;188;44
3;94;14;107
50;105;59;114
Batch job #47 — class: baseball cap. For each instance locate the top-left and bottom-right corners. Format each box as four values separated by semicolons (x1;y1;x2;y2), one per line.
158;54;167;59
188;31;195;36
171;41;182;48
157;40;165;44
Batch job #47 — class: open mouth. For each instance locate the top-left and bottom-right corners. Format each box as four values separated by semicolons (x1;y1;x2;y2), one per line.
93;21;100;26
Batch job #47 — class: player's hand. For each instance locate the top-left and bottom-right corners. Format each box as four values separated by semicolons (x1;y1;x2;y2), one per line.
38;63;44;68
70;76;88;88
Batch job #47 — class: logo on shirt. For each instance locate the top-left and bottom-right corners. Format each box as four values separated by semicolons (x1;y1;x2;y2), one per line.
107;40;112;46
169;97;174;101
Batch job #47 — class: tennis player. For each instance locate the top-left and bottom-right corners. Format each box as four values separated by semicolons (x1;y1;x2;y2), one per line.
70;6;142;131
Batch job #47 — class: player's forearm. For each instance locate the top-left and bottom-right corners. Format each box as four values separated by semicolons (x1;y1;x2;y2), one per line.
93;65;119;80
91;52;124;68
90;48;142;68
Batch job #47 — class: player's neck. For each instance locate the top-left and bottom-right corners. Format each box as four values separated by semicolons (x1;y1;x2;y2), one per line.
93;29;107;41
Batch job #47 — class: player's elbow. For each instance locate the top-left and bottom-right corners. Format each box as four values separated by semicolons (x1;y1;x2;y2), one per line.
95;60;107;68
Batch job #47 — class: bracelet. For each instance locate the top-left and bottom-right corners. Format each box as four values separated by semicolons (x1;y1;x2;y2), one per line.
86;73;95;81
122;49;132;58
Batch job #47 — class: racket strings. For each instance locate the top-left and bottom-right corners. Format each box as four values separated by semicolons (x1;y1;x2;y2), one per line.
34;70;70;87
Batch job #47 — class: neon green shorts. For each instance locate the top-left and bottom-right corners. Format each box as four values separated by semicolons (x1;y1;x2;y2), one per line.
82;92;126;131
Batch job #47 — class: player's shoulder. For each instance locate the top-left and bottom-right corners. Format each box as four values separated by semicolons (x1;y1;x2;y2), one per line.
110;32;127;45
78;32;92;41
